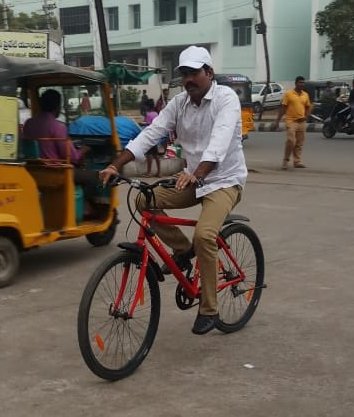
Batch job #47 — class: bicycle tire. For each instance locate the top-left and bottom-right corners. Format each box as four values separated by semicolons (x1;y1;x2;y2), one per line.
215;223;265;333
78;251;161;380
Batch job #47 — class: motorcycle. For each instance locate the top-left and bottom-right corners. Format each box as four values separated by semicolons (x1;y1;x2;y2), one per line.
322;101;354;138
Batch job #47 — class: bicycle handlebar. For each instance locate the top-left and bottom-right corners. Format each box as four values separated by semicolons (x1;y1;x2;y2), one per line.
106;174;177;230
108;174;177;191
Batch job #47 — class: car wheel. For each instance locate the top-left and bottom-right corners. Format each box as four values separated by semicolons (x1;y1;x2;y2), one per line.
254;102;262;114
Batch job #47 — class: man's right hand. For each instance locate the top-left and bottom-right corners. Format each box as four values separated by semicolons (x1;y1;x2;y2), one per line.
99;165;118;186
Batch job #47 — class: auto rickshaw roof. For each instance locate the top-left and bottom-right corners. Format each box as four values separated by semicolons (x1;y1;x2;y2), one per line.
0;56;106;86
168;73;251;88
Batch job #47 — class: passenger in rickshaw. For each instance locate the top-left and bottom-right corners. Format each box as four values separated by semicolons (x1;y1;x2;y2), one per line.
23;89;99;215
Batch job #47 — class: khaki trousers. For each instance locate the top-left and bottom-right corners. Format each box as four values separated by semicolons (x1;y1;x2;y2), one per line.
284;121;306;165
136;185;241;315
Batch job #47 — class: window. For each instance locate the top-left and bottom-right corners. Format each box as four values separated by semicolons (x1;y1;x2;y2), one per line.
132;4;141;29
272;84;282;93
232;19;252;46
159;0;176;22
193;0;198;23
60;6;90;35
179;7;186;24
66;54;94;68
106;7;119;31
333;47;354;71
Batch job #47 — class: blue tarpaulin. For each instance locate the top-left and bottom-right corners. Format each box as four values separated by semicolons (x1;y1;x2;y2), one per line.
69;115;142;147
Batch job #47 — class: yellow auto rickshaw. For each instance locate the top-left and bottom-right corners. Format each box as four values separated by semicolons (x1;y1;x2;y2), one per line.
168;73;255;139
0;56;122;287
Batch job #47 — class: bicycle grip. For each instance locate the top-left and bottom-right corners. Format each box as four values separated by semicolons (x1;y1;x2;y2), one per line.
158;178;177;188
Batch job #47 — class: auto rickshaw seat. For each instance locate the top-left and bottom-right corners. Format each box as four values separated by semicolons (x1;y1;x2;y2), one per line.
21;138;84;224
21;139;40;159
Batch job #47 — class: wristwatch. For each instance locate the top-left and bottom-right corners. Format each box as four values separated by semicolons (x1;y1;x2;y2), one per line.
195;177;205;188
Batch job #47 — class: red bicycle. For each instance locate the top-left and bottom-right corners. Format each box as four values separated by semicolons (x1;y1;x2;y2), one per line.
77;175;266;380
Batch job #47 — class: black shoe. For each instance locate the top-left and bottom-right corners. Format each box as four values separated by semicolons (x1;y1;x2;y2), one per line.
192;313;219;335
161;248;195;275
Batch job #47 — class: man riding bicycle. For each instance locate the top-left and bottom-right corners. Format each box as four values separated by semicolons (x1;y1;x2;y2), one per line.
100;45;247;335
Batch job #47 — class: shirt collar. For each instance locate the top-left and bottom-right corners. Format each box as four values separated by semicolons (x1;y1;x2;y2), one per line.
185;80;217;106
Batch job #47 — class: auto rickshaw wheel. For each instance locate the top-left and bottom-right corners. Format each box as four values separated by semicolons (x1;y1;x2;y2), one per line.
0;237;19;288
85;211;118;247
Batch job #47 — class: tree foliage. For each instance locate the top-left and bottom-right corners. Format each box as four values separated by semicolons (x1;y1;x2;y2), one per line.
315;0;354;57
0;6;58;31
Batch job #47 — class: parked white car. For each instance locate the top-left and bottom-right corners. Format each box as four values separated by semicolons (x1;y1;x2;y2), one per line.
251;82;284;113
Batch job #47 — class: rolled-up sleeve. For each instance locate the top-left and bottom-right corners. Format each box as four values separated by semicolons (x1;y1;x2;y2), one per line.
200;91;240;163
126;99;177;161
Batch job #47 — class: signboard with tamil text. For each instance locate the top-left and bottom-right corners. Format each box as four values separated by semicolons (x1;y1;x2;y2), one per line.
0;31;48;59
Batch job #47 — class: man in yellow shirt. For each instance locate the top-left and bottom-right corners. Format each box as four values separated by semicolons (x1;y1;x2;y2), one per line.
275;76;311;170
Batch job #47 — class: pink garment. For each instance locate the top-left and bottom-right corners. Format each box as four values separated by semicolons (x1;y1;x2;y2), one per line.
144;110;158;125
23;112;82;165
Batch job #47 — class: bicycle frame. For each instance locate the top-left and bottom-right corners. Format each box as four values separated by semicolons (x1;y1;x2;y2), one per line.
113;210;246;317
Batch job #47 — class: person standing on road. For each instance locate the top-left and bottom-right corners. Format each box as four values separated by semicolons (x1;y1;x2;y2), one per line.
99;45;247;335
155;88;169;113
274;76;311;170
142;98;163;177
140;89;149;117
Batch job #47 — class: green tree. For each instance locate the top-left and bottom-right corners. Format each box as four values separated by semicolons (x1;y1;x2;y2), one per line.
315;0;354;57
120;86;141;110
0;6;58;30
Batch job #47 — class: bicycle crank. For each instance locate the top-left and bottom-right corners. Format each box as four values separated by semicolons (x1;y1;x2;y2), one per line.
175;284;198;310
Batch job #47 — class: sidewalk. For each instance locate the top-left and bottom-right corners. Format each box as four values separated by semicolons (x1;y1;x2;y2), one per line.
253;121;323;132
253;109;323;132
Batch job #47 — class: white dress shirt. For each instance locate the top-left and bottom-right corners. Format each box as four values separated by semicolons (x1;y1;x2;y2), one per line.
126;81;247;198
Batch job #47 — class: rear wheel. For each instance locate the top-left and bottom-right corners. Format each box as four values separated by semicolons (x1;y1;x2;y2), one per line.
0;237;19;288
322;123;336;139
85;212;118;247
77;252;161;380
216;223;264;333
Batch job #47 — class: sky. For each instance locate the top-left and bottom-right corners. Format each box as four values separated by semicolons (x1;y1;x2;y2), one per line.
9;0;56;16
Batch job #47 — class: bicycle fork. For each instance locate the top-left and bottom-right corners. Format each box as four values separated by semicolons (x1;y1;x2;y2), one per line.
110;247;150;319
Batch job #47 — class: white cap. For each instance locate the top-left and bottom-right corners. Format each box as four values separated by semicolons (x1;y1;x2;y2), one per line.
176;46;213;70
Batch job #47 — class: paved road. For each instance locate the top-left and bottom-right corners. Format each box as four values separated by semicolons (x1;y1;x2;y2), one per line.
1;131;354;417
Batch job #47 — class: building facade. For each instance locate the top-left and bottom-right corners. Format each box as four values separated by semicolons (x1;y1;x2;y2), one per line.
11;0;313;95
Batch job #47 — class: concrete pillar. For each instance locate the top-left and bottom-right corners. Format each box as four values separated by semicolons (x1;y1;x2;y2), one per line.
148;47;163;100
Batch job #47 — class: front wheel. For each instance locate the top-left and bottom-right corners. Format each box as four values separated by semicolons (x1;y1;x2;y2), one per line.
216;223;265;333
322;123;336;139
77;252;161;380
0;237;19;288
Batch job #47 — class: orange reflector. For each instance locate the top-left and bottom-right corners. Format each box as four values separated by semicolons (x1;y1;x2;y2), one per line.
95;334;105;351
245;288;254;302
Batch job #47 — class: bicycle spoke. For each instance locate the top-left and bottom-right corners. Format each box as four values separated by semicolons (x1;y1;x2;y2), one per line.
216;223;264;332
81;255;158;374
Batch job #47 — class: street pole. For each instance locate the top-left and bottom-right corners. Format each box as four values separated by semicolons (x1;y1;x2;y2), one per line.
2;0;9;30
254;0;270;121
94;0;110;67
42;0;57;30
